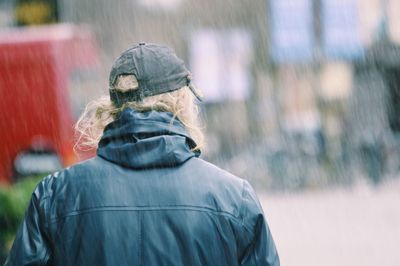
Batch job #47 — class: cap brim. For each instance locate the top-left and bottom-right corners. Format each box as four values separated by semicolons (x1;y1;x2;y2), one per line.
188;84;204;102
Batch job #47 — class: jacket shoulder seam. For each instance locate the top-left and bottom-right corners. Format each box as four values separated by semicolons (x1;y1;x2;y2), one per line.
47;205;246;225
238;180;255;235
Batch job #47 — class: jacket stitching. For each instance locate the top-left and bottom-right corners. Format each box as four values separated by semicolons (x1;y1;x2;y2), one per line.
47;205;248;228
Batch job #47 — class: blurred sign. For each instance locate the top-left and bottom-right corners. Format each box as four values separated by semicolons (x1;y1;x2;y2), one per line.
320;62;352;100
15;0;58;26
190;29;253;102
322;0;364;59
270;0;314;63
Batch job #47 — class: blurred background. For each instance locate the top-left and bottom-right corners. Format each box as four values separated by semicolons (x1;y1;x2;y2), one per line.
0;0;400;265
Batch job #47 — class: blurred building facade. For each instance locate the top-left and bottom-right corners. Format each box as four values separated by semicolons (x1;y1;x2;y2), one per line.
1;0;400;188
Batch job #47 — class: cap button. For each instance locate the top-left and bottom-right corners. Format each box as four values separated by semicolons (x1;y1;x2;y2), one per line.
139;42;145;46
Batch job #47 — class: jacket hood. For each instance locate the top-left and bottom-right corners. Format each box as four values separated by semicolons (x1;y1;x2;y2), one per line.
97;108;200;169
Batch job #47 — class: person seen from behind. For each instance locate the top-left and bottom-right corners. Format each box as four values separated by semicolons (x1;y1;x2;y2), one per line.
5;43;280;266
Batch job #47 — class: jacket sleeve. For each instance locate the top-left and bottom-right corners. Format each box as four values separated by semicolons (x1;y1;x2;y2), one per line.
4;182;51;266
239;181;280;266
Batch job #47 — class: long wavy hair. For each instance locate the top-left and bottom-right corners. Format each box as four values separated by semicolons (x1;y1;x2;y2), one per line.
74;75;204;152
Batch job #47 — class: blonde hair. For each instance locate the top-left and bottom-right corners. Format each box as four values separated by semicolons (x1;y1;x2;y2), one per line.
74;75;204;152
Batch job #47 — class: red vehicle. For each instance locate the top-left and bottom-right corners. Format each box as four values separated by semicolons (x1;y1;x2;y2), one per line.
0;24;98;183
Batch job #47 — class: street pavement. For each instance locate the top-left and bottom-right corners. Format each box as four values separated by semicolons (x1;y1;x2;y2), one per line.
260;178;400;266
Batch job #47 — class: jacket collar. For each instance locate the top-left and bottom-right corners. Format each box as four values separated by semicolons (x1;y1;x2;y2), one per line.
97;108;200;169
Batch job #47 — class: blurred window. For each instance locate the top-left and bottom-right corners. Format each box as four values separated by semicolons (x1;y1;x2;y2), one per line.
189;29;253;103
270;0;314;63
322;0;364;59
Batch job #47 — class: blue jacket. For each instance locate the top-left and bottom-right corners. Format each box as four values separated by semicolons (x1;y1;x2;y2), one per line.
6;108;279;266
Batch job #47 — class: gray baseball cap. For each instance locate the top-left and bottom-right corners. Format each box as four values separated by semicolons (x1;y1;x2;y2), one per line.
109;42;203;107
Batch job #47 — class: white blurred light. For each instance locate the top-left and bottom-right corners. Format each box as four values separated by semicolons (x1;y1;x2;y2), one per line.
137;0;183;11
